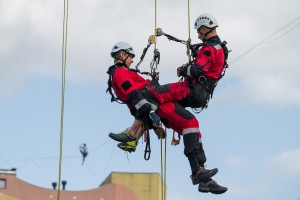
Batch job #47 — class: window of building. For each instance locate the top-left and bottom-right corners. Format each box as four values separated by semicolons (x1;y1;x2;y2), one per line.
0;179;6;189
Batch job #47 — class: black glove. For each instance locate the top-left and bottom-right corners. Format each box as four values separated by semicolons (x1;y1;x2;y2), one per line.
177;64;189;77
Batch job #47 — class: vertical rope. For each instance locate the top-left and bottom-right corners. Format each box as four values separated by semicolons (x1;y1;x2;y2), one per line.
160;127;167;200
187;0;191;40
57;0;69;199
160;138;164;200
153;0;166;199
187;0;192;62
154;0;157;49
163;129;167;200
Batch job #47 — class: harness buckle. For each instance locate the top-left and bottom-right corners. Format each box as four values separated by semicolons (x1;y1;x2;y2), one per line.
198;76;209;90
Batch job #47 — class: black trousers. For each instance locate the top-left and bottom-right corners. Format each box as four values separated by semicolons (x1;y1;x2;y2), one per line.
183;133;207;175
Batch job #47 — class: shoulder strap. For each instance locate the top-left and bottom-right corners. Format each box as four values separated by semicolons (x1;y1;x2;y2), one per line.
218;41;229;81
106;64;125;104
204;38;230;80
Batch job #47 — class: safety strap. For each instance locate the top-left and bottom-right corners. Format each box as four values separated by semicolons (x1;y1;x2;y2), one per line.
106;64;126;104
144;128;151;160
135;35;156;71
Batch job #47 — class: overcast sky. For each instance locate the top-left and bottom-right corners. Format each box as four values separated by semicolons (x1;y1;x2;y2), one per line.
1;0;300;200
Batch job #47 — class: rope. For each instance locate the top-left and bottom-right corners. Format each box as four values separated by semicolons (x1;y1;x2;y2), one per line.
187;0;192;63
187;0;191;41
57;0;69;199
154;0;157;50
160;136;163;200
163;127;167;200
154;1;168;199
153;0;167;199
160;127;167;200
230;15;300;65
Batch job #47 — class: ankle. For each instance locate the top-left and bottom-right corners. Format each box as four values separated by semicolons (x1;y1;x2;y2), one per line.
129;134;136;140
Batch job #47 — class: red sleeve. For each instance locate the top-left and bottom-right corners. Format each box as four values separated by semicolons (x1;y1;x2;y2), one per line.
194;45;215;74
196;45;224;79
112;67;140;99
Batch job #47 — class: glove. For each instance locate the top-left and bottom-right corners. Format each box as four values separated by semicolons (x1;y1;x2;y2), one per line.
177;64;188;77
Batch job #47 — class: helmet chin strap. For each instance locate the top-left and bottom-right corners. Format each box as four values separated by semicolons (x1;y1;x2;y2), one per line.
122;54;131;67
116;52;130;67
200;27;216;41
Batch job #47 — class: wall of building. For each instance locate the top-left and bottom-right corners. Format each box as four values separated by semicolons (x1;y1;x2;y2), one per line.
101;172;162;200
0;170;140;200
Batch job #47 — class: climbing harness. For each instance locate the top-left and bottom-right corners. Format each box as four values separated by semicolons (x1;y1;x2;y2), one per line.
57;0;69;199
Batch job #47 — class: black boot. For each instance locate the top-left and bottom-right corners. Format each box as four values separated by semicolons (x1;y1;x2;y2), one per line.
198;178;228;194
190;166;218;185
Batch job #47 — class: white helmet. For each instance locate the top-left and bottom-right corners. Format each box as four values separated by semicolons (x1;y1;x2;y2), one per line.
111;41;135;58
194;13;218;30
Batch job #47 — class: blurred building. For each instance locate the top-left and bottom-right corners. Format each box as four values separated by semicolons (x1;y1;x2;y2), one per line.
0;169;162;200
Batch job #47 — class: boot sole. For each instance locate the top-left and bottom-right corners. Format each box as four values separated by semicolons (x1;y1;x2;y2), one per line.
117;143;136;153
198;186;228;194
198;188;209;193
209;187;228;194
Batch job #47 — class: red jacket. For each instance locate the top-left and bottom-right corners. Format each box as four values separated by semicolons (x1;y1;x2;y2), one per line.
112;66;150;102
194;44;224;79
189;35;225;81
108;64;152;112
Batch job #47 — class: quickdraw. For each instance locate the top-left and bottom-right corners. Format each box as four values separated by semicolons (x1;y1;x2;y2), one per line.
135;35;160;80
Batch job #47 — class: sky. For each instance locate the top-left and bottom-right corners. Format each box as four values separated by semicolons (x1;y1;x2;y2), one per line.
0;0;300;200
